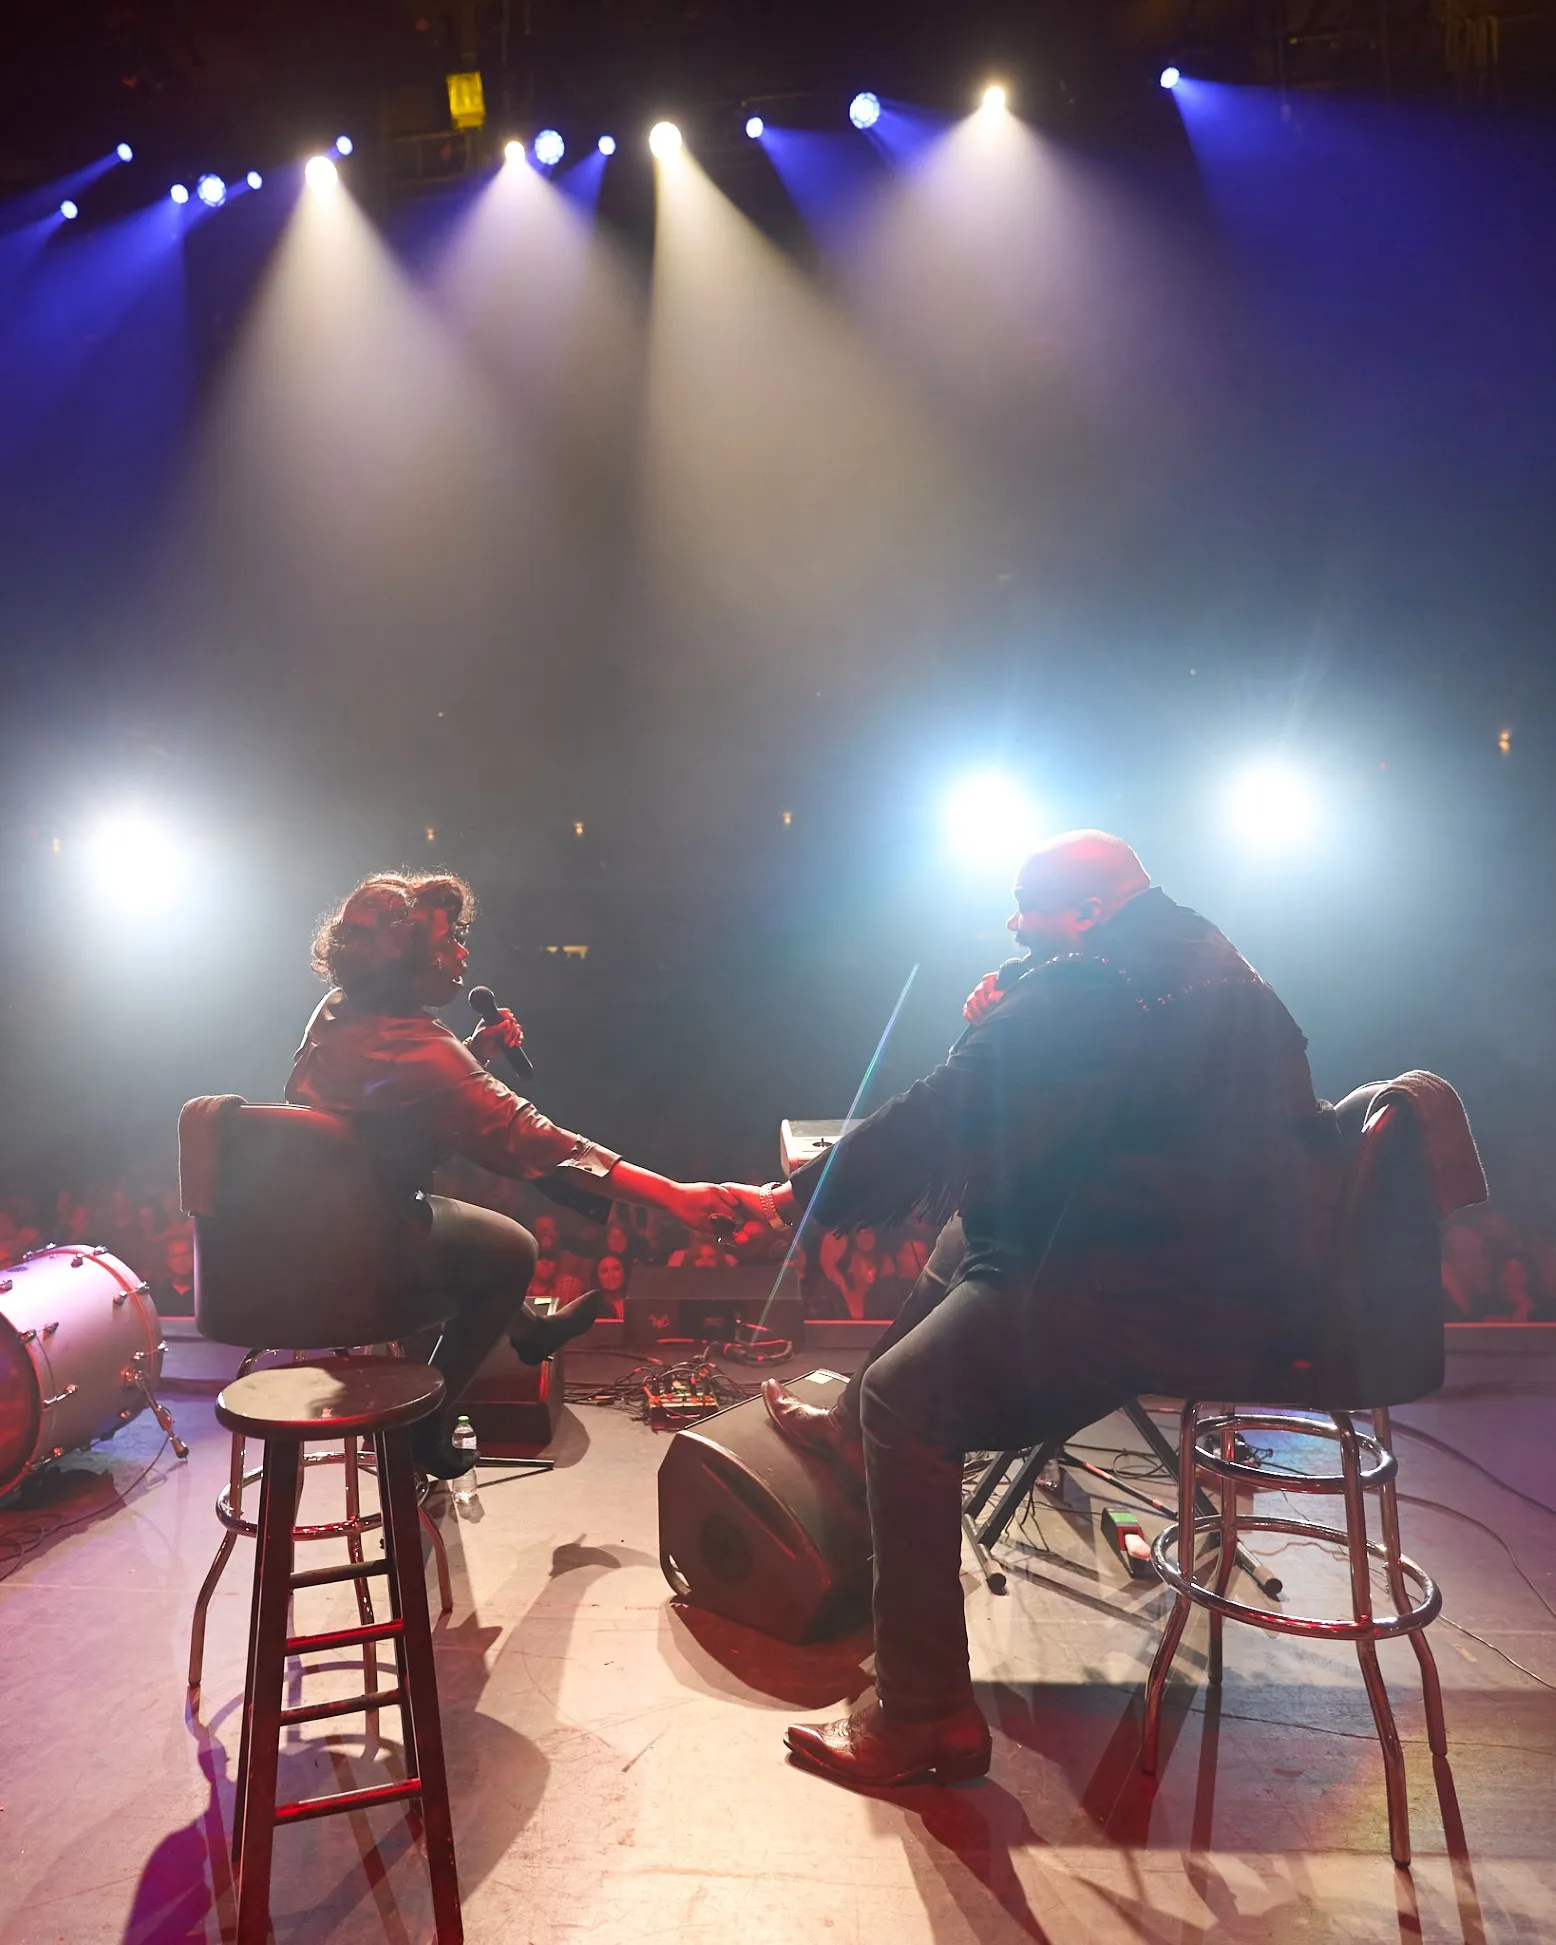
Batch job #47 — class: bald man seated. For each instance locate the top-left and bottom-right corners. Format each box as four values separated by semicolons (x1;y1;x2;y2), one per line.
734;832;1343;1787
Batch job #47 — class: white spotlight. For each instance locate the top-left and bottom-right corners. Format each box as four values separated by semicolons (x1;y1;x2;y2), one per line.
533;128;565;167
745;115;764;140
60;200;79;220
848;91;881;131
246;170;263;190
648;120;683;158
85;812;188;904
196;173;226;208
1226;761;1318;850
597;134;616;156
1160;66;1182;90
943;774;1042;872
116;142;134;163
170;183;189;204
305;155;338;193
981;83;1008;112
504;138;525;163
334;134;354;156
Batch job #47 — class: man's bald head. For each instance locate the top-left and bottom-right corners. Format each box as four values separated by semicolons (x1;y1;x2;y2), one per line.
1008;831;1152;958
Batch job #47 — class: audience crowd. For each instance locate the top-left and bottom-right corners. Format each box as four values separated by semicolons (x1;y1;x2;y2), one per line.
4;1167;1554;1326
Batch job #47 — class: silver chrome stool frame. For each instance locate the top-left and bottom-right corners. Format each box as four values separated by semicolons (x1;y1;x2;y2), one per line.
188;1346;454;1693
1141;1400;1449;1868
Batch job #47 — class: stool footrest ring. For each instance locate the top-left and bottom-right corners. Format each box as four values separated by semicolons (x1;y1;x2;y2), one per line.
1153;1512;1442;1641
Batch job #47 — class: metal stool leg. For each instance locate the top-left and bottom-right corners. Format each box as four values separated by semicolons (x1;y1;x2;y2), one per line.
1142;1401;1200;1773
421;1501;454;1615
189;1427;245;1692
378;1426;463;1943
233;1437;302;1940
1373;1407;1449;1760
1337;1411;1412;1869
1207;1415;1240;1687
342;1434;380;1711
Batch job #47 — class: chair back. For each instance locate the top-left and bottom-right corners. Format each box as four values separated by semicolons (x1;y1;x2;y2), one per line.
1301;1082;1446;1408
182;1102;425;1350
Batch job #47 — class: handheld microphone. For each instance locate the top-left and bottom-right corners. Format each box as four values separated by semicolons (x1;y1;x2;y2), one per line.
467;984;535;1080
995;955;1030;990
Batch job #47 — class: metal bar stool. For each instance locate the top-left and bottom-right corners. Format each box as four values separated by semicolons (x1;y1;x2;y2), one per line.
219;1355;463;1945
1141;1398;1448;1867
188;1343;453;1694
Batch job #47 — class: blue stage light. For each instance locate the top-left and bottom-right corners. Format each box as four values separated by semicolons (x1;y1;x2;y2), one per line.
60;200;79;220
246;170;263;190
849;91;881;131
598;134;616;156
116;142;133;163
745;115;765;140
335;135;354;156
1160;66;1182;90
533;128;565;167
1226;762;1317;850
170;183;189;204
943;774;1043;872
197;174;226;207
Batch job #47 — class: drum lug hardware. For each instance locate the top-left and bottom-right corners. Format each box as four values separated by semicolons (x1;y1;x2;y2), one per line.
18;1328;36;1343
42;1320;60;1336
113;1292;130;1307
43;1385;79;1409
71;1255;84;1268
0;1278;11;1294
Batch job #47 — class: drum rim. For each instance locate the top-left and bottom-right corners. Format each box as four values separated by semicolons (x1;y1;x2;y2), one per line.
0;1310;43;1500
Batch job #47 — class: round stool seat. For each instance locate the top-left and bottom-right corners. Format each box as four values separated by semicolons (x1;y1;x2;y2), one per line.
216;1356;445;1441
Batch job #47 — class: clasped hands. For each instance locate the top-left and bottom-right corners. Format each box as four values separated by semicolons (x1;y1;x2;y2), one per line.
664;1180;796;1249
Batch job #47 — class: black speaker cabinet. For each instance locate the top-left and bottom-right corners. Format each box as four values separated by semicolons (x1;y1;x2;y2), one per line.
626;1265;803;1348
657;1369;871;1643
462;1340;564;1454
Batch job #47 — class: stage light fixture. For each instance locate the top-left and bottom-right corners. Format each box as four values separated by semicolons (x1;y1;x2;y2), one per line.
334;135;354;156
85;811;187;904
598;134;616;156
745;115;765;139
981;83;1009;112
305;155;338;192
60;200;79;220
246;170;263;190
848;91;881;131
170;183;189;204
649;121;683;158
1160;66;1182;90
533;128;565;167
943;774;1042;872
196;174;226;207
116;142;133;163
503;138;525;163
1226;761;1317;850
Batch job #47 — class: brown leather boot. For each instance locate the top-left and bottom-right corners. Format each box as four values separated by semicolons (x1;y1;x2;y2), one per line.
762;1378;865;1487
785;1697;991;1787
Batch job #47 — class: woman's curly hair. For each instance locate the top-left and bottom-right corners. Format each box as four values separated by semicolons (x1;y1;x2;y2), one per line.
312;872;477;996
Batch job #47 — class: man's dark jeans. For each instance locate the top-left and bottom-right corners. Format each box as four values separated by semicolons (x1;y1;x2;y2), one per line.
834;1221;1292;1721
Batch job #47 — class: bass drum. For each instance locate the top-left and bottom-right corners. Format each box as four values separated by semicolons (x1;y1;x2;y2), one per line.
0;1246;166;1498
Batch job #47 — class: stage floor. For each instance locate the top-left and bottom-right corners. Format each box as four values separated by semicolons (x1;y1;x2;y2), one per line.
1;1338;1554;1945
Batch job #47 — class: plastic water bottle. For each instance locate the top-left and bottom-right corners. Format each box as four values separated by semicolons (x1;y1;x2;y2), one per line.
452;1416;478;1506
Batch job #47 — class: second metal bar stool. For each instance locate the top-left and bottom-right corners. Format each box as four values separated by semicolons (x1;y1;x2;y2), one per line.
1141;1400;1448;1867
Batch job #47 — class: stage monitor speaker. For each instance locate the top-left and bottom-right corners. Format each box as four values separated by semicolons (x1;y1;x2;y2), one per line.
462;1340;564;1454
657;1369;871;1643
625;1264;803;1348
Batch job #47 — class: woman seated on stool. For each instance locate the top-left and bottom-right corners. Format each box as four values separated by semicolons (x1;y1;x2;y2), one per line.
288;871;737;1477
